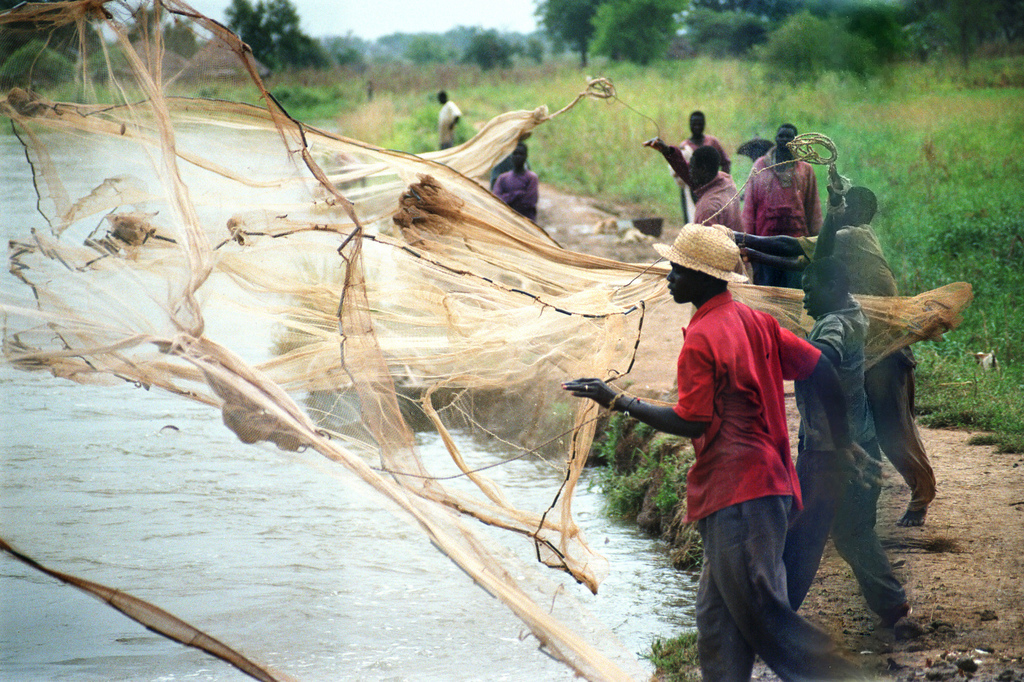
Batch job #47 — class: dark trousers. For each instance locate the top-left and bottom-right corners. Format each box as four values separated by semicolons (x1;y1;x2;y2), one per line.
696;496;862;682
785;444;907;617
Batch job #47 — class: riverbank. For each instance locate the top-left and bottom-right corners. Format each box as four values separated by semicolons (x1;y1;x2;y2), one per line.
535;183;1024;681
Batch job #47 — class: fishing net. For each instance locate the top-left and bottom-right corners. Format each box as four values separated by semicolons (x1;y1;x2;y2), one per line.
0;1;971;679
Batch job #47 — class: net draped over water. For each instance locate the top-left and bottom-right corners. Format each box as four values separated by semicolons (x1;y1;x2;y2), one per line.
1;2;971;680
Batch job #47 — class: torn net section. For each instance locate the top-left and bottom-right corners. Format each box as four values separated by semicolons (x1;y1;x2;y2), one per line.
1;1;972;679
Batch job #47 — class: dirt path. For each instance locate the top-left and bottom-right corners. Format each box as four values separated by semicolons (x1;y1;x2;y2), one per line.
536;183;1024;680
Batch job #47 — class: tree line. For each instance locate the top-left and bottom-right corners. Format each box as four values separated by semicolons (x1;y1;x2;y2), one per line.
2;0;1021;88
538;0;1024;70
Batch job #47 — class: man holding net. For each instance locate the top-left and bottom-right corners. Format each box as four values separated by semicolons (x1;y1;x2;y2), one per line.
735;181;936;527
564;224;864;681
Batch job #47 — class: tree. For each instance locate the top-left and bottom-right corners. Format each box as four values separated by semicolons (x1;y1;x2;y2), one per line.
536;0;606;67
225;0;330;70
404;35;456;64
687;0;804;23
684;8;769;57
591;0;686;65
462;29;515;70
755;11;877;79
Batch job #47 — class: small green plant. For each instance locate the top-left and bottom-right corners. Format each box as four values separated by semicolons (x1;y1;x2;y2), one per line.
646;630;700;682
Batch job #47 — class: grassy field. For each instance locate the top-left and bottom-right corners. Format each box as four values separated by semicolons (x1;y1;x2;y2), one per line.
268;57;1024;449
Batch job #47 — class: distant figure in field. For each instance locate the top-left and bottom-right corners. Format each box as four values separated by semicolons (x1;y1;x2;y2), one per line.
643;139;741;234
672;111;732;222
742;123;822;288
492;143;539;221
437;90;461;150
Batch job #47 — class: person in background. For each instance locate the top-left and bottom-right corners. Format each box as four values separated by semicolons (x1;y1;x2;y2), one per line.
673;111;732;222
492;143;539;221
742;123;822;288
563;224;863;682
437;90;461;150
784;256;911;628
644;139;741;233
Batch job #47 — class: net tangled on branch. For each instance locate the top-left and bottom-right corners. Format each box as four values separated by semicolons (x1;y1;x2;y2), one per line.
1;1;970;679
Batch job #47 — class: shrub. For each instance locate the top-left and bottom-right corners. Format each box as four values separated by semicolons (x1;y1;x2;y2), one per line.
1;40;75;89
755;12;879;80
685;8;769;58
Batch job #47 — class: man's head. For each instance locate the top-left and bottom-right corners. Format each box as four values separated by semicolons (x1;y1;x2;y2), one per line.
438;90;448;105
511;142;528;172
689;111;705;138
690;145;721;187
802;257;850;320
654;224;747;304
775;123;798;160
842;186;877;227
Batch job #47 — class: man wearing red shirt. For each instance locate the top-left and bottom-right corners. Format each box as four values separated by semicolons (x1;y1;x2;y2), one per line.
564;224;862;681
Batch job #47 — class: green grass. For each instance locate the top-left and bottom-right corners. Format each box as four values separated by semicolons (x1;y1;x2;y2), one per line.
55;53;1019;450
646;631;700;682
321;56;1024;450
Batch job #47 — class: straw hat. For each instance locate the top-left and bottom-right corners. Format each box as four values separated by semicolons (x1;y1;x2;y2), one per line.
653;223;748;283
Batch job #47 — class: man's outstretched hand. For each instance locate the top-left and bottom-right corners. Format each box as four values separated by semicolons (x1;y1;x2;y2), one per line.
562;378;617;409
642;137;669;154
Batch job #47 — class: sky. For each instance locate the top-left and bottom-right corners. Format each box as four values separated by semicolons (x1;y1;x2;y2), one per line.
186;0;540;40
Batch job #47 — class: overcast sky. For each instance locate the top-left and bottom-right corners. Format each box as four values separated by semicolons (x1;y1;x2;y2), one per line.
186;0;540;40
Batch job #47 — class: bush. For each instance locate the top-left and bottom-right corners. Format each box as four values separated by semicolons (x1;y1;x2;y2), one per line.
1;40;75;89
755;12;879;80
685;8;769;58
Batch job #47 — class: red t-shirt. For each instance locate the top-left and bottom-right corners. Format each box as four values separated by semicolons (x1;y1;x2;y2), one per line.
673;291;820;522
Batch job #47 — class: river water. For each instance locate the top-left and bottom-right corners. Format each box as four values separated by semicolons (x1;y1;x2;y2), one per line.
0;133;698;681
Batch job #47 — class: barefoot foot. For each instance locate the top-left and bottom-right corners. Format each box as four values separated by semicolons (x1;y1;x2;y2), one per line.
897;508;926;526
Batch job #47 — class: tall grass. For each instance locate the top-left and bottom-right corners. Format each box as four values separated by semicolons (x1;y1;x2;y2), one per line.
277;56;1024;449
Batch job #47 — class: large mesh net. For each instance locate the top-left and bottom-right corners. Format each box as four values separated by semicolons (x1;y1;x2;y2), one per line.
1;1;972;679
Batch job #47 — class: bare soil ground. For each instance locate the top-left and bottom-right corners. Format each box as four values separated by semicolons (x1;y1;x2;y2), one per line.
536;184;1024;681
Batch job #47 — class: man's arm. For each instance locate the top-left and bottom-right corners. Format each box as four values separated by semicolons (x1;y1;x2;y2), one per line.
803;164;823;236
811;180;846;260
643;138;695;190
740;247;806;271
562;378;708;439
803;354;852;449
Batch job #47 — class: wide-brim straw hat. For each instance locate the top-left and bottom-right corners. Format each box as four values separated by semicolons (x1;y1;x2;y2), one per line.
653;223;748;283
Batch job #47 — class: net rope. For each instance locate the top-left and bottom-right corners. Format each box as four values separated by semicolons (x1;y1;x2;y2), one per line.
1;2;971;679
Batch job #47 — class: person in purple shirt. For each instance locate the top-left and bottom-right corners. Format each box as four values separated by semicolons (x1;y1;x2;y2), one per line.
492;143;539;221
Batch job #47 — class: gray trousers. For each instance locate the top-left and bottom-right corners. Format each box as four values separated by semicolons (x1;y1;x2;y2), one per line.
785;445;907;617
696;496;862;682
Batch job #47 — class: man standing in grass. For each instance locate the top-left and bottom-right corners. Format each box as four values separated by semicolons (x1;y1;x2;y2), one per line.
437;90;461;150
742;123;822;287
563;224;863;681
643;140;742;234
673;111;732;222
785;256;911;628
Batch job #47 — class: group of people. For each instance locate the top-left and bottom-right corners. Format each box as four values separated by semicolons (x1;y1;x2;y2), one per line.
645;111;934;529
561;114;936;680
438;91;540;222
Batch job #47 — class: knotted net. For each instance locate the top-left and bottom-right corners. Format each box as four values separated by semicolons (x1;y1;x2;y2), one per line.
1;1;971;679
